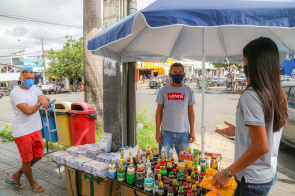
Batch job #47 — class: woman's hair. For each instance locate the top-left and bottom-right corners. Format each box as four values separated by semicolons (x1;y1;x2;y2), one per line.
242;37;289;132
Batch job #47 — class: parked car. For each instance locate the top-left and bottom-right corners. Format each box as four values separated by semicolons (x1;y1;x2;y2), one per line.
149;75;170;89
0;88;4;98
281;81;295;149
40;82;56;94
237;75;246;82
0;87;10;96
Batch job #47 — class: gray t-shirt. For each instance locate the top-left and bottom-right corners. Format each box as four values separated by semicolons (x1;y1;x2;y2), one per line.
156;84;196;133
235;87;282;183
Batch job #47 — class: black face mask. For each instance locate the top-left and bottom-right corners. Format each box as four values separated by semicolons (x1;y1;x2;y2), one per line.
244;65;248;78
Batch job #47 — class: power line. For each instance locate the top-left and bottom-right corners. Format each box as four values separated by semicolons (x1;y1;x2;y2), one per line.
0;14;83;29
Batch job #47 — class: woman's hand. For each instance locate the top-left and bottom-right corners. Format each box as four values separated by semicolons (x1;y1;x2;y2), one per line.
215;121;235;137
211;169;232;190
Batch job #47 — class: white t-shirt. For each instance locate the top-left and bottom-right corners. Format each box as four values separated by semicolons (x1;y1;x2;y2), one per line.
10;85;43;138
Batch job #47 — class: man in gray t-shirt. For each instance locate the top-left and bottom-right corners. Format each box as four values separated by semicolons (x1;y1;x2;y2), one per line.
155;63;196;159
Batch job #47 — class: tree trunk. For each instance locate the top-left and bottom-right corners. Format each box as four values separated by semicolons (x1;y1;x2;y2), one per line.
83;0;104;126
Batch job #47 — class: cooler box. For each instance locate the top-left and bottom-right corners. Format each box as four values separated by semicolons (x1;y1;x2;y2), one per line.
54;101;73;146
69;102;96;146
39;104;58;142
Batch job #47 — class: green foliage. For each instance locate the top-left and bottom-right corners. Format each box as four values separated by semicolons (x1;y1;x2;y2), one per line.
136;106;157;152
0;126;14;142
95;125;104;144
42;139;70;150
44;35;83;82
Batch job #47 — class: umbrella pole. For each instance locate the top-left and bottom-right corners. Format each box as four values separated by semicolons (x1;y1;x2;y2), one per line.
201;28;206;159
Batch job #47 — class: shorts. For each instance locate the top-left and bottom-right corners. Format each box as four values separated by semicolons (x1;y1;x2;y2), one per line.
14;131;44;162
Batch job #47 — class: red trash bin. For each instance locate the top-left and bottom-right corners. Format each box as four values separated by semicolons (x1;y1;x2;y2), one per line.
69;102;96;146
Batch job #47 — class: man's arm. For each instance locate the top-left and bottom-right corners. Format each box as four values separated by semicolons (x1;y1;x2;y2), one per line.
38;93;50;110
155;104;164;144
188;105;195;143
16;103;41;116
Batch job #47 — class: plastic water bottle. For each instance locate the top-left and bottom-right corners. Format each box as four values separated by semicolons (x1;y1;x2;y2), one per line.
169;148;173;159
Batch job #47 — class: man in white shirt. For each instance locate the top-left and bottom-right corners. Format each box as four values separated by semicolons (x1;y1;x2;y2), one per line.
6;69;49;193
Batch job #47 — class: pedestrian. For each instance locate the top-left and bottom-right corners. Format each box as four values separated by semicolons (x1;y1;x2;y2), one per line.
143;75;146;84
155;63;196;159
7;69;50;193
155;76;162;94
76;82;80;93
140;74;143;82
80;82;83;92
212;37;289;195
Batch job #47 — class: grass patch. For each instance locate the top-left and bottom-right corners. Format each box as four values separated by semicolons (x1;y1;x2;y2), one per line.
95;125;104;143
136;106;157;152
0;126;14;142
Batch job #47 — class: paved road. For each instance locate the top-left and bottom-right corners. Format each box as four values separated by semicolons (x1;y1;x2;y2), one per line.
0;84;294;195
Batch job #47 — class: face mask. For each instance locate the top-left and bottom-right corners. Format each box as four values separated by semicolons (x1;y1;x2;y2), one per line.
22;78;34;88
244;65;248;78
171;74;184;84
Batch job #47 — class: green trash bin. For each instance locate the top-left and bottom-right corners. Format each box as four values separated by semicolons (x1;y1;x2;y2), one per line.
40;128;45;138
197;78;209;88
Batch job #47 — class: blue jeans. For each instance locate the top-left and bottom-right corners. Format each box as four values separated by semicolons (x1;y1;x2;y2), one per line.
234;172;277;196
159;130;189;160
155;86;161;94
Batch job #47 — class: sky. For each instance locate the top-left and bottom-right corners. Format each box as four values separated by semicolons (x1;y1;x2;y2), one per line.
0;0;83;63
0;0;156;64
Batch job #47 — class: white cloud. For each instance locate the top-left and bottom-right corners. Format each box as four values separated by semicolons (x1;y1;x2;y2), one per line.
0;0;83;58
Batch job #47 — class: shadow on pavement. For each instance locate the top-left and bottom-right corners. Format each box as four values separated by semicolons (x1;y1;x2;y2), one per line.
277;144;295;184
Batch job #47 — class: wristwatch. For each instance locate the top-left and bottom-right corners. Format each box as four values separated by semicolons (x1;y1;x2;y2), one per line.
225;167;233;177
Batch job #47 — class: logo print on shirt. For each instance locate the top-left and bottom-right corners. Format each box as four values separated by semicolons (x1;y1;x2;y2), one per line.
167;93;185;101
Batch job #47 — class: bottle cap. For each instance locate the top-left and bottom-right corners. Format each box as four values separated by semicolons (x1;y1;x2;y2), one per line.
169;172;173;175
158;173;162;177
216;158;220;162
173;179;177;183
196;181;200;185
184;169;188;172
179;186;183;191
111;160;114;163
176;166;180;170
194;167;198;171
168;162;172;166
188;190;192;194
169;187;173;191
192;184;196;189
165;177;169;181
183;182;187;186
188;165;192;168
129;151;132;155
201;172;205;176
187;176;191;180
179;170;183;173
177;174;182;178
157;158;161;162
155;165;160;169
172;169;176;173
191;172;195;175
159;181;163;186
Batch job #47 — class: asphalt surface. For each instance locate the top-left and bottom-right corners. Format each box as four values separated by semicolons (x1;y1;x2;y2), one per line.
0;83;294;195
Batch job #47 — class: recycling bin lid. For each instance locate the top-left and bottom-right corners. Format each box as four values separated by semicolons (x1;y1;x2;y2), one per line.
54;101;71;110
68;102;96;114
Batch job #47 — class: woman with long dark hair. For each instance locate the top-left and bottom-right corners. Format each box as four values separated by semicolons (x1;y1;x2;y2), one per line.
212;37;289;195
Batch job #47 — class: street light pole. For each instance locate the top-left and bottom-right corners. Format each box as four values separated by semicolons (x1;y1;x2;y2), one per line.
41;38;46;83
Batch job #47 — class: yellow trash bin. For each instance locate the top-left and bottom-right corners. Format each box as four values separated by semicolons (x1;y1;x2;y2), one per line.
54;101;73;146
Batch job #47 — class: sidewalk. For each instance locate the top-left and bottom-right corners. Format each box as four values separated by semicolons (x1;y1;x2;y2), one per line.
0;140;67;196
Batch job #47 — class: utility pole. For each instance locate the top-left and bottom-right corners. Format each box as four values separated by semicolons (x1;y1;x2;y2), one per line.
41;38;46;83
83;0;104;126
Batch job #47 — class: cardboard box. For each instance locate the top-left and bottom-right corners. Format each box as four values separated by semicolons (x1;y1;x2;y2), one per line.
127;187;148;196
78;171;127;196
65;166;79;196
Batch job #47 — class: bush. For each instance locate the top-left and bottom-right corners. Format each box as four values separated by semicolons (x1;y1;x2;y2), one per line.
0;126;14;142
136;106;158;152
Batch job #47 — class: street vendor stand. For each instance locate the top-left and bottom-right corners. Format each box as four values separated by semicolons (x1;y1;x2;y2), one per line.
51;0;295;195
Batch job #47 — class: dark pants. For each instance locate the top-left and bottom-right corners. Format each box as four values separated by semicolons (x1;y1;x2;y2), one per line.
234;172;277;196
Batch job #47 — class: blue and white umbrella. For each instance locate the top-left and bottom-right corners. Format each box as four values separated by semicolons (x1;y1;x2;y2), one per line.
88;0;295;157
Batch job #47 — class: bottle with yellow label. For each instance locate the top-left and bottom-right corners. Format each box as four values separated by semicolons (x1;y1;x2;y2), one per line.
127;163;135;185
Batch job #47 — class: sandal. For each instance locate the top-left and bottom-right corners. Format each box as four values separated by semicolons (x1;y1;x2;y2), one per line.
31;186;45;193
5;178;24;189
